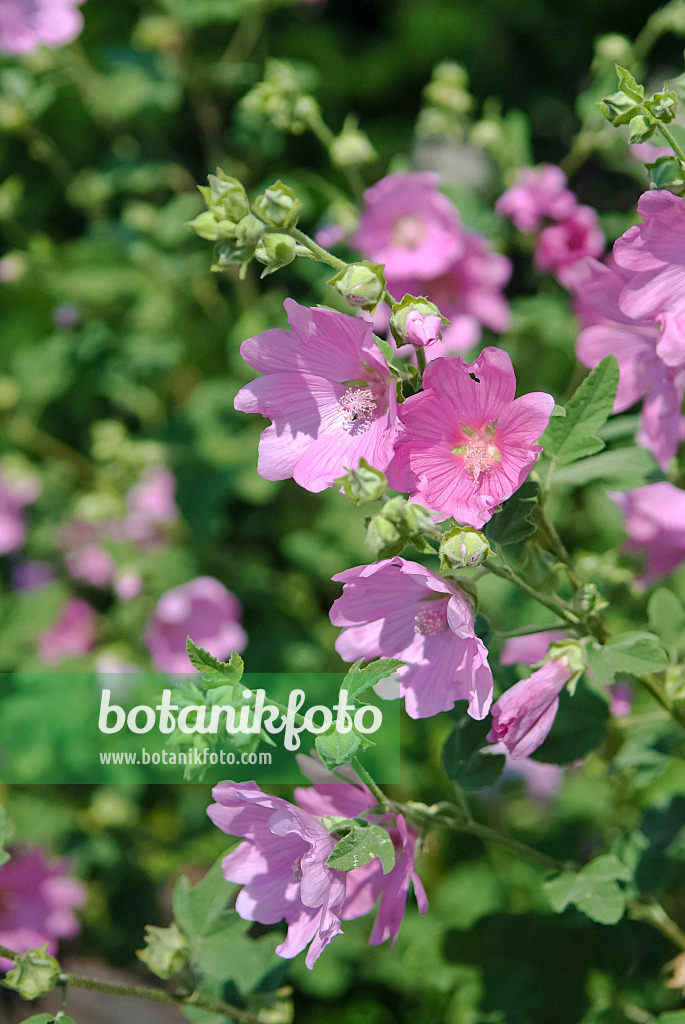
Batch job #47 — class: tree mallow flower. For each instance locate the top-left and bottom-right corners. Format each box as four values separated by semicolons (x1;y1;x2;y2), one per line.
0;848;86;971
0;0;84;55
234;300;400;491
207;781;345;969
144;576;246;673
500;631;567;666
535;205;605;283
0;471;40;557
388;348;555;529
496;164;577;231
611;483;685;583
38;597;97;665
330;556;493;720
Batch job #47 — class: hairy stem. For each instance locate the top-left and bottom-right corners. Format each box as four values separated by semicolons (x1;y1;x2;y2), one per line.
483;559;581;628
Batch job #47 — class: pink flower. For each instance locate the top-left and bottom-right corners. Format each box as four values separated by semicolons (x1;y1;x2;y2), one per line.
631;142;671;164
330;556;493;720
144;576;246;673
496;164;577;232
207;781;345;969
611;483;685;583
38;597;97;665
502;754;563;801
0;0;84;55
613;191;685;357
0;471;40;556
500;631;566;666
65;543;116;588
405;310;442;347
354;172;463;280
234;300;400;492
11;560;54;590
124;466;178;544
0;848;86;971
487;655;575;759
387;348;555;528
294;754;427;945
536;205;605;283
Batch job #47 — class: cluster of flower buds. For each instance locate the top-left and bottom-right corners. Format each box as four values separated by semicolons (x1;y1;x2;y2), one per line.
239;58;320;135
365;496;439;559
389;294;448;347
417;61;473;139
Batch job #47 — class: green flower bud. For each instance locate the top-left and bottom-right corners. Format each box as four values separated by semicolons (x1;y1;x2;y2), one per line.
185;209;237;242
644;87;678;123
628;113;656;144
366;497;438;558
423;61;472;115
329;261;386;312
648;156;685;195
571;582;609;617
366;513;404;558
4;944;61;1000
336;458;386;503
210;241;257;276
254;233;299;277
546;640;587;688
137;924;188;981
205;170;250;222
330;116;377;167
253;180;302;230
592;35;633;71
599;65;645;126
439;525;493;570
235;213;265;246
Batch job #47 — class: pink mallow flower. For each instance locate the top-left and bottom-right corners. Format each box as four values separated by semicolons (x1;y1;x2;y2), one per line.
487;650;578;759
496;164;577;232
38;597;97;665
0;471;40;556
207;781;345;969
294;754;426;945
0;848;86;971
575;257;685;471
0;0;84;55
123;466;178;545
144;576;246;673
500;631;566;666
330;556;493;720
536;205;605;284
354;172;464;280
613;191;685;363
611;483;685;583
234;300;400;492
387;348;555;529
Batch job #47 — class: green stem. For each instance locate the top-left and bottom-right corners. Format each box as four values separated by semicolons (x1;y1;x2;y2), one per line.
289;226;349;271
636;673;685;731
305;110;364;201
416;346;427;378
351;756;393;810
492;621;569;639
533;504;581;589
483;559;581;629
627;898;685;952
658;123;685;164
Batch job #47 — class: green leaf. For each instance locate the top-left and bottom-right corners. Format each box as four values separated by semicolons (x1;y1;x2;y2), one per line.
532;682;609;765
484;480;538;547
172;852;234;941
18;1017;72;1024
185;639;244;688
544;854;632;925
589;632;669;689
327;824;395;874
656;1014;685;1024
543;356;619;468
648;588;685;646
315;724;362;769
0;806;10;868
442;716;506;790
342;657;404;701
551;446;659;490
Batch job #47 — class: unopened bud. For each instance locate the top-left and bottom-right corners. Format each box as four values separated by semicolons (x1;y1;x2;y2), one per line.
185;209;237;242
628;114;656;144
645;87;678;123
254;233;299;277
329;261;386;312
4;944;61;1000
253;180;302;230
336;459;386;503
235;213;265;246
137;924;188;981
330;116;377;167
439;525;492;570
593;34;633;69
204;169;250;222
366;513;404;558
389;295;446;347
366;496;438;558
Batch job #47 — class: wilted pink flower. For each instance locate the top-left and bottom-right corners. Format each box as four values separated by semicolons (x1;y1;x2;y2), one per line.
330;556;492;720
487;654;575;759
208;781;345;969
38;597;96;665
0;0;84;55
234;300;400;492
611;483;685;583
124;466;178;544
536;205;605;283
613;191;685;357
496;164;577;232
0;848;86;971
354;172;463;280
388;348;555;528
500;631;566;666
294;754;427;945
0;471;40;557
144;576;246;673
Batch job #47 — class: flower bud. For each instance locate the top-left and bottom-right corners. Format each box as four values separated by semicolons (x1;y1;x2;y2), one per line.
329;261;386;312
204;169;250;222
185;209;237;242
366;496;438;558
439;525;492;570
592;34;633;71
253;180;302;230
366;512;404;558
389;294;447;347
235;213;265;246
4;944;61;1000
423;61;472;116
254;233;299;277
644;87;678;124
599;66;645;126
137;924;188;981
628;113;656;144
330;116;377;167
336;458;386;503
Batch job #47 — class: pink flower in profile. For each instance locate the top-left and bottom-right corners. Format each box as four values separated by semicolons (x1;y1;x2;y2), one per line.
330;556;492;720
144;576;246;673
0;0;84;55
388;348;554;528
294;754;426;945
496;164;576;232
502;754;563;801
234;300;400;492
631;142;671;164
0;848;86;971
38;597;96;665
0;471;40;557
354;172;463;280
487;653;576;759
536;205;605;283
207;781;345;969
611;483;685;583
500;631;566;666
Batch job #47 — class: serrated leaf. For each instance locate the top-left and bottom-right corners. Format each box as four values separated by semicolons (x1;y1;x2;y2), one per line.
315;724;362;769
442;716;506;790
172;851;235;940
484;480;538;547
544;356;619;468
327;824;395;874
589;632;669;689
185;639;244;688
342;658;404;701
648;588;685;646
551;445;659;490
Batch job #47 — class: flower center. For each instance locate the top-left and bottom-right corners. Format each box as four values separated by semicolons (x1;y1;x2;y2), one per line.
452;426;500;482
339;385;378;433
392;214;427;250
414;604;448;636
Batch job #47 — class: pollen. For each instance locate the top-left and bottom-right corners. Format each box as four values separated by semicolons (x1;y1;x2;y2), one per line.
414;605;447;636
452;436;501;481
339;386;377;427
